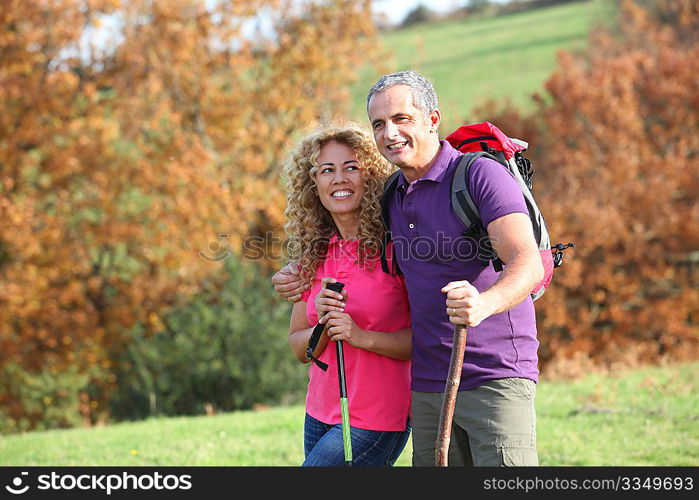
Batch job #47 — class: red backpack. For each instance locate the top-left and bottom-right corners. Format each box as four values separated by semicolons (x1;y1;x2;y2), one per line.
381;121;573;301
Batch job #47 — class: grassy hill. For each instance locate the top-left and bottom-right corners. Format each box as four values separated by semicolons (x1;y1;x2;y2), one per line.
1;362;696;466
349;0;615;131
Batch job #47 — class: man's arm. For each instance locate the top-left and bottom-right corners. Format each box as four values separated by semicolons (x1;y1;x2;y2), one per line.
272;261;307;302
443;212;544;327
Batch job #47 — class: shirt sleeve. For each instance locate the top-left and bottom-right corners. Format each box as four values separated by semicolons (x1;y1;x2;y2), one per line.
467;157;528;228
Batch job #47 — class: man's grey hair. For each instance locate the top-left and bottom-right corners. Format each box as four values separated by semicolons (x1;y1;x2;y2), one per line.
366;70;439;118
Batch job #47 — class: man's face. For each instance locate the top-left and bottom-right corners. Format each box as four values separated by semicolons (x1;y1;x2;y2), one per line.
367;84;440;173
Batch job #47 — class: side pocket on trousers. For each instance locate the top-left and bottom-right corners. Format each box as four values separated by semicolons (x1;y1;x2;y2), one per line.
500;446;539;466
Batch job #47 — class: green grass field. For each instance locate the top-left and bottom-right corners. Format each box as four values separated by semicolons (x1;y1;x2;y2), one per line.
2;3;695;469
349;0;615;131
1;362;696;466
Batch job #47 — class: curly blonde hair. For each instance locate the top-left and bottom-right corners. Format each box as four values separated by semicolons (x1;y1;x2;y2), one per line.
284;122;396;286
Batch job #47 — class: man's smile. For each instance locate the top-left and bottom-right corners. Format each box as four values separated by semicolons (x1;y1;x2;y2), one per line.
387;141;408;151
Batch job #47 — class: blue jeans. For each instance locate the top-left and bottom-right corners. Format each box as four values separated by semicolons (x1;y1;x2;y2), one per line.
303;413;411;467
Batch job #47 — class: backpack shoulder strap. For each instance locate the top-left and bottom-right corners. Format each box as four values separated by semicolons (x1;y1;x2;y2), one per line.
451;151;493;230
380;170;402;274
451;151;504;272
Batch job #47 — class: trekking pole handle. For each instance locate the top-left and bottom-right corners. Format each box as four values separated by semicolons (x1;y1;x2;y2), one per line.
326;280;347;398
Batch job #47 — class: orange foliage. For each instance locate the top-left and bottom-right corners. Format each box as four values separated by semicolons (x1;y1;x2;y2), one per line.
0;0;383;429
482;0;699;377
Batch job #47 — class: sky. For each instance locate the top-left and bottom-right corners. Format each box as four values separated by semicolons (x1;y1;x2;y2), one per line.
372;0;510;25
78;1;514;57
373;0;462;25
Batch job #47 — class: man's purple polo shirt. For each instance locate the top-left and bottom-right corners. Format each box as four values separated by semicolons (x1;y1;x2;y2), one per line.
387;140;539;392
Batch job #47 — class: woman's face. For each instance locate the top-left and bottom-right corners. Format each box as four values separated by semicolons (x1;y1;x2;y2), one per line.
314;140;365;217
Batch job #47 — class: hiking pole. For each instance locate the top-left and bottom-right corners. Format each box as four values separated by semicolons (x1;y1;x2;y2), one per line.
326;281;352;466
435;324;468;467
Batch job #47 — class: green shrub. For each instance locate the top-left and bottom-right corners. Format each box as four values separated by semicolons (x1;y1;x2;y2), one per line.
0;364;89;433
110;257;305;420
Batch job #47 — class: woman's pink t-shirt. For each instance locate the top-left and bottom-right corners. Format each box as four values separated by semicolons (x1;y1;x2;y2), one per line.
300;235;411;431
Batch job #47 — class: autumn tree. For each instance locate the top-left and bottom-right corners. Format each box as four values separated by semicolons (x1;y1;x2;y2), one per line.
478;0;699;376
0;0;383;431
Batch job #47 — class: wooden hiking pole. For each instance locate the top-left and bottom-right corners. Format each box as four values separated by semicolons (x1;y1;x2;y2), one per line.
435;324;468;467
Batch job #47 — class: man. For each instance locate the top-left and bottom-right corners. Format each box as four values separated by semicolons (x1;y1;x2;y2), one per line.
273;71;543;466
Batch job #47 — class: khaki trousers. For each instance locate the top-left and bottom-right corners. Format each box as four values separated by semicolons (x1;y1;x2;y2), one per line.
411;378;538;466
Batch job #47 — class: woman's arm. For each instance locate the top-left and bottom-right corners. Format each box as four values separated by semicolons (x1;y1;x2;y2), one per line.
320;311;412;361
314;277;411;361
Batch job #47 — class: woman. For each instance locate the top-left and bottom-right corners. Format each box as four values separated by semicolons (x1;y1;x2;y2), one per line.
284;122;412;467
